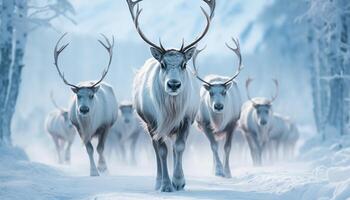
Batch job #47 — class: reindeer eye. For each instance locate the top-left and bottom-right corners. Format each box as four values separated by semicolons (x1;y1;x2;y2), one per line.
209;91;214;96
77;95;82;100
222;91;226;96
89;94;94;99
160;63;166;69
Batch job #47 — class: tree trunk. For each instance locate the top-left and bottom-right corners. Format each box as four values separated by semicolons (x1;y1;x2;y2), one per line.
2;0;28;145
0;0;15;145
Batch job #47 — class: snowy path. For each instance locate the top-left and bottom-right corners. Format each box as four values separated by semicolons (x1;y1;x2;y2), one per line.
1;156;325;200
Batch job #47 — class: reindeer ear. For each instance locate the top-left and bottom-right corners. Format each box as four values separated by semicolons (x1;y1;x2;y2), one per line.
150;47;163;62
184;47;196;61
225;82;233;90
71;87;79;94
92;85;100;93
203;84;211;91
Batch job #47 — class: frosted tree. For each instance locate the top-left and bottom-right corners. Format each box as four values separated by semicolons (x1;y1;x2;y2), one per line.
0;0;75;145
306;0;350;137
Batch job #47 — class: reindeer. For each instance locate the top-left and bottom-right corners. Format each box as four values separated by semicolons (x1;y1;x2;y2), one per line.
53;34;118;176
45;92;76;164
239;78;279;165
267;115;299;161
126;0;215;192
193;39;243;178
280;120;299;159
106;101;144;164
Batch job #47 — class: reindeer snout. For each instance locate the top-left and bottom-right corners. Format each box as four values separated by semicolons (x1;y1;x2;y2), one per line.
260;120;267;126
167;79;181;91
79;106;89;114
214;103;224;111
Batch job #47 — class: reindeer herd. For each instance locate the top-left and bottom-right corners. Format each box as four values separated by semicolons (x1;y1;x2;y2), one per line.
44;0;299;192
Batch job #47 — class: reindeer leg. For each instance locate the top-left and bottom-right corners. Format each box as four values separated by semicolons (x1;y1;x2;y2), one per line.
223;126;234;178
65;141;72;164
129;131;140;165
97;127;109;174
85;141;99;176
152;140;162;190
53;136;63;164
245;132;262;166
172;119;190;191
156;139;174;192
203;124;224;177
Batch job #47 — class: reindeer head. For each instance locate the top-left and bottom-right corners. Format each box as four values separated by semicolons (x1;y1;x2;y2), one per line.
53;33;114;116
193;38;242;113
126;0;215;96
119;103;134;124
246;79;279;126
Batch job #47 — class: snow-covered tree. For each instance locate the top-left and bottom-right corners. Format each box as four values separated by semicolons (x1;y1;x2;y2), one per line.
0;0;75;145
306;0;350;137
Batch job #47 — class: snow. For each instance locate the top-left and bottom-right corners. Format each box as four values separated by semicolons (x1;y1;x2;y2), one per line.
2;126;350;200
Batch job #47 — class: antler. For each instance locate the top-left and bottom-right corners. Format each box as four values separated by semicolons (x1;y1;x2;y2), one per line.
245;78;255;104
223;38;243;85
191;46;212;86
126;0;165;53
246;78;279;105
90;34;115;88
53;33;79;89
181;0;216;52
126;0;215;52
50;91;65;112
269;79;279;103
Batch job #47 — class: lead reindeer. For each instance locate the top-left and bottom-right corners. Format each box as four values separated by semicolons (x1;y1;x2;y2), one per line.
239;78;279;165
193;39;243;178
53;34;118;176
126;0;215;192
45;92;76;164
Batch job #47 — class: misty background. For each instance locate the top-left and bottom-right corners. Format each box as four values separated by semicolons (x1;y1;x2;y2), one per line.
11;0;313;173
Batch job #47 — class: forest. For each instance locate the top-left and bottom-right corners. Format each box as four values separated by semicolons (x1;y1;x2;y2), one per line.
0;0;350;199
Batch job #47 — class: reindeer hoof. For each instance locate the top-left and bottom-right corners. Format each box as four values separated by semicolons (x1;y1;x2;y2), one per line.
155;179;162;190
161;182;175;192
224;172;232;178
98;164;108;173
172;177;186;191
172;182;185;191
215;167;225;177
90;170;100;176
224;168;232;178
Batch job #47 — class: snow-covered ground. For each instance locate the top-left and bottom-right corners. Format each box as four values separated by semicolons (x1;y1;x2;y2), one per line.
2;126;350;200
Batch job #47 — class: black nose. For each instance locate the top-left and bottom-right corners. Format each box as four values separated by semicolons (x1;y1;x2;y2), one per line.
79;106;89;114
260;120;267;125
214;103;224;111
167;79;181;90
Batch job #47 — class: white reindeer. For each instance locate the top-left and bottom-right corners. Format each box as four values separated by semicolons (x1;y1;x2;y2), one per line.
238;78;279;166
268;116;299;161
240;79;299;164
106;101;144;164
193;39;243;178
53;34;118;176
45;92;76;164
126;0;215;192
